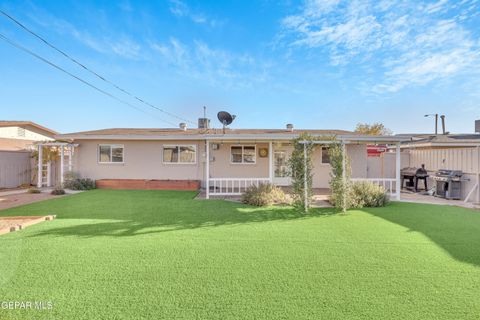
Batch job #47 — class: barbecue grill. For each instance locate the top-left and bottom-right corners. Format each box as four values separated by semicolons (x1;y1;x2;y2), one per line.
432;169;464;200
401;165;429;192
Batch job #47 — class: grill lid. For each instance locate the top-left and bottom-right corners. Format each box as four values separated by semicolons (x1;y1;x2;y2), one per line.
435;169;463;177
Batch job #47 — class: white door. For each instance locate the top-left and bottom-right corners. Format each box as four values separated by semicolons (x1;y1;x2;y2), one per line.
273;151;291;186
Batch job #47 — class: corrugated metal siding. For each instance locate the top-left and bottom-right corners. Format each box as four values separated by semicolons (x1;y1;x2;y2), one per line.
409;148;479;174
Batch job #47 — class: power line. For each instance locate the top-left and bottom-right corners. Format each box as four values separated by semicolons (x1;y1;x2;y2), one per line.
0;9;196;126
0;32;178;126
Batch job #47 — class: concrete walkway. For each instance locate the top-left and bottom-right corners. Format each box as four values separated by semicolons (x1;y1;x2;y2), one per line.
0;188;82;211
399;190;479;209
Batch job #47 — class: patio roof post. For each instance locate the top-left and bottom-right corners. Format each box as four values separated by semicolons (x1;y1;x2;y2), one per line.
206;140;210;199
342;142;346;213
60;145;65;186
477;145;480;203
37;144;43;188
303;143;308;212
269;141;273;183
395;143;401;200
68;146;73;172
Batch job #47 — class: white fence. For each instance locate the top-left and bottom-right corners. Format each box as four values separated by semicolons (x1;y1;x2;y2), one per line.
351;178;397;196
0;151;32;188
209;178;271;196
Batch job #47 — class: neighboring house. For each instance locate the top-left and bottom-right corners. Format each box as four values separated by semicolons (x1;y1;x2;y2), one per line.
50;122;407;199
399;132;480;203
0;121;57;151
0;121;57;188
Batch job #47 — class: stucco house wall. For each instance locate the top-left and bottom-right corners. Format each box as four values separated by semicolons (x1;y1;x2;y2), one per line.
72;139;368;189
73;140;205;181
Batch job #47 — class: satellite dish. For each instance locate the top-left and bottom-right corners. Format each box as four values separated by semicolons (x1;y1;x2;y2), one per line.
217;111;236;126
217;111;236;133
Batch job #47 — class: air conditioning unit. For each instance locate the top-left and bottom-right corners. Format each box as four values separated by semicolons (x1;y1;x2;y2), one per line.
476;120;480;133
211;143;220;150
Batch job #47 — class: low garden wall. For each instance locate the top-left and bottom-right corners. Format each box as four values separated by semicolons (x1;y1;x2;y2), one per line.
95;179;201;191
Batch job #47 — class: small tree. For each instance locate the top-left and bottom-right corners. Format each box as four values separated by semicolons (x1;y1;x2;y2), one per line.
355;123;392;135
328;142;352;213
288;133;315;212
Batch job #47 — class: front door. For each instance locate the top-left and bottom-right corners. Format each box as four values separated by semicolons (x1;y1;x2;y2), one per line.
273;151;291;186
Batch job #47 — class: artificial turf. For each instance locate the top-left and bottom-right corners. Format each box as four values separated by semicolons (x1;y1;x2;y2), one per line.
0;190;479;319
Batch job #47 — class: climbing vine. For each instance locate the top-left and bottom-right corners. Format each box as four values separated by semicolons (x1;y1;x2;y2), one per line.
288;134;336;212
328;142;352;213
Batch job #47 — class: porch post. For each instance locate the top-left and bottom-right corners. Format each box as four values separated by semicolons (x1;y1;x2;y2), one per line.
68;146;73;172
303;143;308;212
395;143;401;200
60;145;65;186
342;142;346;213
477;145;480;203
46;161;51;187
206;140;210;199
37;144;43;188
269;141;273;183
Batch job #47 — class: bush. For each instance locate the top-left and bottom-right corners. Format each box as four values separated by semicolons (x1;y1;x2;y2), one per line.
350;181;389;208
63;172;96;190
51;186;66;195
27;187;41;194
241;183;288;206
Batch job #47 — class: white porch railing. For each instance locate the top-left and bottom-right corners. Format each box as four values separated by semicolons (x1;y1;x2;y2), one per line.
208;178;271;196
351;178;397;196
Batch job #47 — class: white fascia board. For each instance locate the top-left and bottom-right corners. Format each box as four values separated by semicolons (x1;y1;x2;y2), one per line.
56;133;411;143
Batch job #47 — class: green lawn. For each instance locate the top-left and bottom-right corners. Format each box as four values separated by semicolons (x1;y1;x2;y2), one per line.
0;190;479;319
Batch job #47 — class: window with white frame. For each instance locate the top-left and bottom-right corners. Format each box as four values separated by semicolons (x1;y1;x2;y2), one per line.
163;145;196;164
98;144;124;163
321;147;331;164
231;145;256;164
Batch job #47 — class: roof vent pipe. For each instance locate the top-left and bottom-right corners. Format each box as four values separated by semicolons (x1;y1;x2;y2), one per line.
440;115;446;135
179;123;187;131
286;124;294;132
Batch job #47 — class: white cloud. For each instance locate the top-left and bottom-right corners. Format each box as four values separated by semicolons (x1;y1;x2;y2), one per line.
281;0;480;93
169;0;221;27
151;38;265;88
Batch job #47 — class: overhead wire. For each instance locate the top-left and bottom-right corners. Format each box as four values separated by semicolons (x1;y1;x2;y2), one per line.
0;32;178;126
0;9;196;126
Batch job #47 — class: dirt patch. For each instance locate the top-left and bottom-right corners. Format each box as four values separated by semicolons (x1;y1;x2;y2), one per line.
0;215;56;235
0;193;65;211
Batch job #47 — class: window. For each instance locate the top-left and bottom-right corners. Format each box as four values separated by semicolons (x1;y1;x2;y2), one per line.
231;145;256;164
321;147;331;164
163;145;196;164
99;144;124;163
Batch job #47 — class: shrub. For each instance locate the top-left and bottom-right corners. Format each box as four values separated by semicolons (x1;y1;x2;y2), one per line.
51;186;66;195
350;181;389;208
27;187;41;194
241;183;288;206
63;172;96;190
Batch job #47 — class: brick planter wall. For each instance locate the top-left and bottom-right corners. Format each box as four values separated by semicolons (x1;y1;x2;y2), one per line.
96;179;201;191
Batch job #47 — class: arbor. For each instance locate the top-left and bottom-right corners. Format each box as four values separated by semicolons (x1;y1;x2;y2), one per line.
288;133;314;212
355;123;392;135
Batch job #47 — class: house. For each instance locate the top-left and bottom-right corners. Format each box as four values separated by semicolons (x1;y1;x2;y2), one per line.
398;130;480;203
0;120;57;151
42;121;407;199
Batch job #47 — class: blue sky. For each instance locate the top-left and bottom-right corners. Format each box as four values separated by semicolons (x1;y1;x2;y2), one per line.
0;0;479;134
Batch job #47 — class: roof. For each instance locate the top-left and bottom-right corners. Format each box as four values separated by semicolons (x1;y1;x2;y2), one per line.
56;127;409;143
401;134;480;148
0;121;58;137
